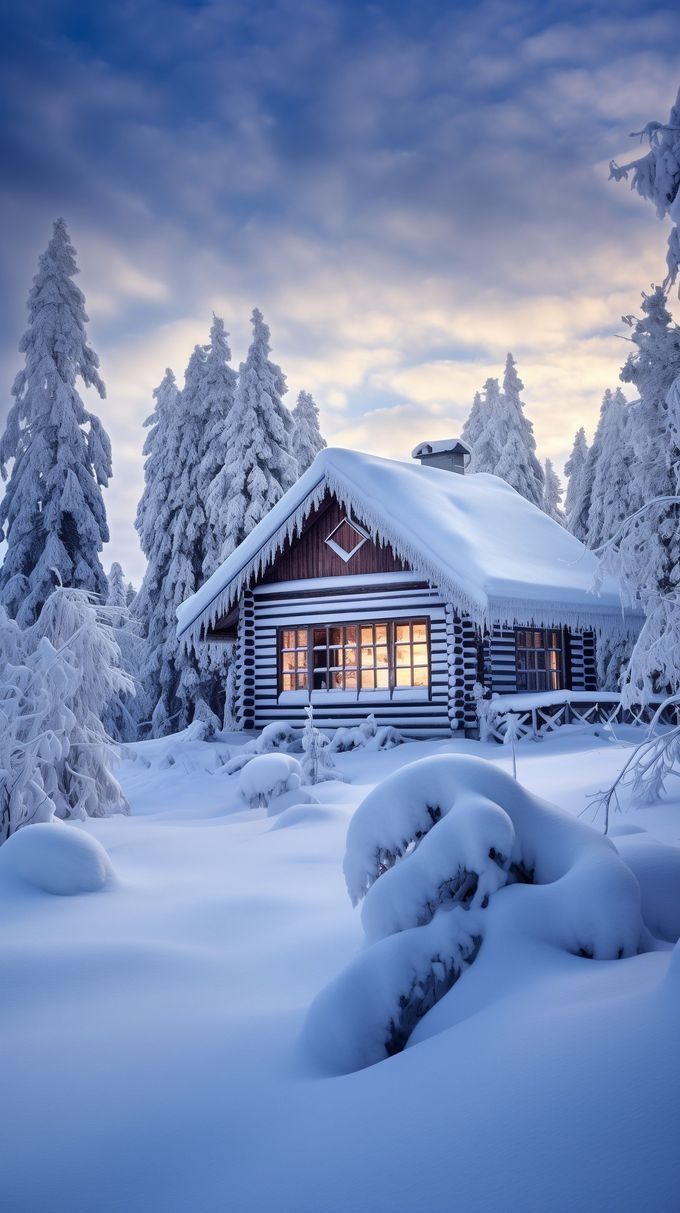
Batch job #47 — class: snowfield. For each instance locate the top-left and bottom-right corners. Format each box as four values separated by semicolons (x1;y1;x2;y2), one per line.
2;729;680;1212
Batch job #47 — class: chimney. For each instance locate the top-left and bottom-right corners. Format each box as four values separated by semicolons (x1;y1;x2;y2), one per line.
411;438;471;475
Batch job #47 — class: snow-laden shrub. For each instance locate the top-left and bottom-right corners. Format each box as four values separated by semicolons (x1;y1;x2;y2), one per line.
303;754;645;1073
238;753;303;808
301;705;336;784
0;588;130;843
29;588;131;820
328;713;402;754
0;821;114;895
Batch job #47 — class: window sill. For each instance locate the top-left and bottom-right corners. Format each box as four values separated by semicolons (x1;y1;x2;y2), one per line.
277;688;431;705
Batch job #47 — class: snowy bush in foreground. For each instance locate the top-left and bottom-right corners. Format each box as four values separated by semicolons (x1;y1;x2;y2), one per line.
328;713;402;753
0;588;130;842
238;753;303;808
303;755;645;1073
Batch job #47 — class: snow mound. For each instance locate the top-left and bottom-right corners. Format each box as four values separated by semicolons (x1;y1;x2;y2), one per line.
304;754;645;1073
239;753;303;808
614;831;680;943
266;787;319;818
0;823;115;896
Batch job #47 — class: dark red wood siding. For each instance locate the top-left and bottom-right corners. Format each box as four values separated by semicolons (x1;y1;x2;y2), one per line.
260;494;407;583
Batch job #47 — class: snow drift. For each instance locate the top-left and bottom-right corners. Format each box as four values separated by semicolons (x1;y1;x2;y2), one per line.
304;754;646;1073
0;822;114;895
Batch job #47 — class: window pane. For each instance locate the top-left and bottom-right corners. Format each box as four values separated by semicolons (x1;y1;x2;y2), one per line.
395;623;410;642
345;669;358;689
412;623;427;642
296;672;308;690
344;647;357;666
376;668;389;688
362;670;376;690
376;646;389;667
331;670;344;689
375;626;387;644
361;626;373;644
296;629;308;647
282;629;295;648
413;643;428;663
395;644;411;666
360;646;374;665
313;650;327;669
298;651;308;670
413;667;428;687
396;667;413;686
313;671;328;690
282;673;293;691
282;652;296;672
313;628;326;646
329;627;343;646
345;625;357;644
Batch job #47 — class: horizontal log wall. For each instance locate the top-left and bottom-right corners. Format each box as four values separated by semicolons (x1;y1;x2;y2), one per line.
250;578;453;737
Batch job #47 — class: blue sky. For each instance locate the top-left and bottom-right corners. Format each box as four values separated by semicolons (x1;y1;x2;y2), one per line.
1;0;679;582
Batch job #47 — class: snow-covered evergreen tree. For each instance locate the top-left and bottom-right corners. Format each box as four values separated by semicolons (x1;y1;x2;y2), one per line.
0;219;112;626
468;378;504;475
610;86;680;288
291;390;325;475
461;390;485;453
107;561;127;609
493;354;544;507
605;289;680;704
467;357;544;507
134;348;228;738
564;427;590;540
542;458;565;524
199;316;238;578
125;581;136;607
587;388;634;550
105;561;141;741
207;308;297;562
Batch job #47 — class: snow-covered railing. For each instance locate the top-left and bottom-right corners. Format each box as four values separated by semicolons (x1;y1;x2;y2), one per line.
479;690;680;743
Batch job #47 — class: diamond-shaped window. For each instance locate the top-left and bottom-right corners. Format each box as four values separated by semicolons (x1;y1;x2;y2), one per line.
325;516;369;563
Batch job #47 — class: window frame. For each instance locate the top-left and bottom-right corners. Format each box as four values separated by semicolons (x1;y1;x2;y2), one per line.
277;617;431;698
514;627;566;693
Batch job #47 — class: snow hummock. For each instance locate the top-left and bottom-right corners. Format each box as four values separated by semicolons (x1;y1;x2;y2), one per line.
0;822;114;895
177;447;639;645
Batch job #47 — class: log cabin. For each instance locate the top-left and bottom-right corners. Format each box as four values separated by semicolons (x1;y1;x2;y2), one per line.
177;442;640;737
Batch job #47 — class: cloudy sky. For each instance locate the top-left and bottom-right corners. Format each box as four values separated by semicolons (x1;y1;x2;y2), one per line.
1;0;679;583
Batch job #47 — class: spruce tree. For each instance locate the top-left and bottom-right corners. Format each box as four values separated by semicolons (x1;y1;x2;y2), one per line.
207;308;297;562
135;329;236;738
542;458;565;524
0;219;112;626
468;378;504;474
461;390;485;453
107;561;127;609
291;390;325;475
564;427;590;540
199;316;238;577
493;353;544;507
586;389;634;550
133;368;184;736
467;357;544;506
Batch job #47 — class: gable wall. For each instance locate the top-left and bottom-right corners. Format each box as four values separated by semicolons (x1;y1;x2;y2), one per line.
260;494;407;583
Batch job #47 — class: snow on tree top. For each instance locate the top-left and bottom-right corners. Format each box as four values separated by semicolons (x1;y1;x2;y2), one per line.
176;447;639;644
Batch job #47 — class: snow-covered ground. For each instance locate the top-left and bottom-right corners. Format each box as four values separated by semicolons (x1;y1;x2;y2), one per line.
2;728;679;1212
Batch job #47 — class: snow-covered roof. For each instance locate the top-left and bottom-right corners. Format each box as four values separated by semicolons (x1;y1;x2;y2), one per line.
177;447;639;644
411;438;470;458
